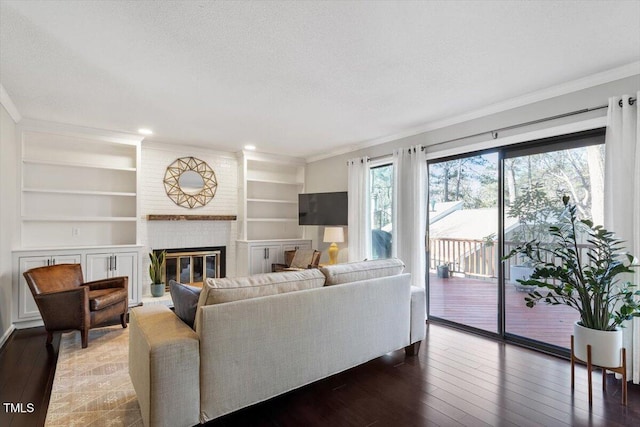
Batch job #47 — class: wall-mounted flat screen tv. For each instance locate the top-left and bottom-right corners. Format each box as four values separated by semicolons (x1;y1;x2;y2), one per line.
298;192;348;226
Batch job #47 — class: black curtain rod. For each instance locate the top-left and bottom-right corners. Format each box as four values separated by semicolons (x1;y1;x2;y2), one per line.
431;103;609;147
357;97;635;164
619;97;636;107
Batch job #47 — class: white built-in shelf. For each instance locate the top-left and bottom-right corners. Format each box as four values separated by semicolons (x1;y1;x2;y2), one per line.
22;216;137;222
22;188;136;197
23;158;137;172
239;151;305;241
247;218;298;222
247;178;303;186
19;125;141;249
247;198;297;204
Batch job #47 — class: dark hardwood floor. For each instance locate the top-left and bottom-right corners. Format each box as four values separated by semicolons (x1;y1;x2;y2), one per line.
1;323;639;426
0;327;60;427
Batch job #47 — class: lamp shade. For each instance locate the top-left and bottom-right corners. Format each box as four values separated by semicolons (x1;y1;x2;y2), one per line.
323;226;344;243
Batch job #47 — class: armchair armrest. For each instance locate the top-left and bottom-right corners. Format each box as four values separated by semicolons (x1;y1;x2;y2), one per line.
271;263;289;272
82;276;128;290
34;287;89;330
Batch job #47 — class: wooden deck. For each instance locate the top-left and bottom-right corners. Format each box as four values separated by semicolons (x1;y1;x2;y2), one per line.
429;273;578;348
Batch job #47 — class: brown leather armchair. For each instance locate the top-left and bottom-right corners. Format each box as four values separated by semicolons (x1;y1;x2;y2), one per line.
23;263;128;348
272;249;321;272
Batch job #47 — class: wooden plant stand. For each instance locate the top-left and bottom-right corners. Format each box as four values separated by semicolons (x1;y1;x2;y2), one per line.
571;335;627;406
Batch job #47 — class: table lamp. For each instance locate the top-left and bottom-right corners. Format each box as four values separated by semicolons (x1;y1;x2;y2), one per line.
323;226;344;265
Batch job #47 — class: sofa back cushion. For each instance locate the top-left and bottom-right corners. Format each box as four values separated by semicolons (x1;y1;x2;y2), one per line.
198;269;326;308
320;258;405;286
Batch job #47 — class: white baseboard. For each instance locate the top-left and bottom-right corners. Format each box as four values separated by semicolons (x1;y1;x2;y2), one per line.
13;319;44;329
0;324;16;350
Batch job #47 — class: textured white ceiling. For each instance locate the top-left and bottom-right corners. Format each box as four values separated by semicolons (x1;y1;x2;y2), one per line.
1;1;639;158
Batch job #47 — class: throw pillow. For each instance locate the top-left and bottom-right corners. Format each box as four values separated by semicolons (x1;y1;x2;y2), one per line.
290;248;316;269
169;280;201;328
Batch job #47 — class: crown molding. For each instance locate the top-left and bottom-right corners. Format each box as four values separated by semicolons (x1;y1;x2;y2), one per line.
0;84;22;123
305;61;640;163
18;118;144;145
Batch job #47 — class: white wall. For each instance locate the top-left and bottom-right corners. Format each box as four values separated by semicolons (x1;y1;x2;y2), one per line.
139;142;238;294
0;104;17;344
305;75;640;252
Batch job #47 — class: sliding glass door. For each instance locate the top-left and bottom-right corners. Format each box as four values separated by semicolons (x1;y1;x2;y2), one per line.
428;152;499;333
427;129;605;352
503;136;604;349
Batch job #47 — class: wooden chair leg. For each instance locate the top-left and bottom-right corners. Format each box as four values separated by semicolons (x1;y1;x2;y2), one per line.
121;313;128;328
81;328;89;349
46;331;53;346
587;344;593;407
602;368;607;391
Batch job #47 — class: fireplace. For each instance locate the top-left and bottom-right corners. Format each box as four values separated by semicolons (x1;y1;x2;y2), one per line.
153;246;226;290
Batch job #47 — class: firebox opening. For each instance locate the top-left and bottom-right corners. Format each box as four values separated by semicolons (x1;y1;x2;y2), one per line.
153;246;226;290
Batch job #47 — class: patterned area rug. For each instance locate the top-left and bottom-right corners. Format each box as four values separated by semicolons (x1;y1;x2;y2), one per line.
45;326;143;427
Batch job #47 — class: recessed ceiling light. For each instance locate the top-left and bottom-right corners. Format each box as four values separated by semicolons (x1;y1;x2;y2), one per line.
244;144;256;151
138;128;153;135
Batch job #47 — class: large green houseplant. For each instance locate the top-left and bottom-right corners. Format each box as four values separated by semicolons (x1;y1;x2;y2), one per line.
504;196;639;366
149;251;166;297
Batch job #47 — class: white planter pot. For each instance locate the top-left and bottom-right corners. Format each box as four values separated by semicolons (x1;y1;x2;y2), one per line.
573;322;623;368
509;265;536;291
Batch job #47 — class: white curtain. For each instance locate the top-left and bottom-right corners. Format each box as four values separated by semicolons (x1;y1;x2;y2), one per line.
604;92;640;384
392;145;427;289
347;156;370;261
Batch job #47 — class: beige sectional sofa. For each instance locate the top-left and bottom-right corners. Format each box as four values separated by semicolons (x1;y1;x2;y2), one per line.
129;259;426;427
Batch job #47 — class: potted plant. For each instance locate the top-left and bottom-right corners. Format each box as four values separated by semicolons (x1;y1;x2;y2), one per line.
504;196;640;367
149;250;166;297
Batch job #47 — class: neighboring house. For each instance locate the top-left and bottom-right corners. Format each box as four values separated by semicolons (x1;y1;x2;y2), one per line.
428;205;519;277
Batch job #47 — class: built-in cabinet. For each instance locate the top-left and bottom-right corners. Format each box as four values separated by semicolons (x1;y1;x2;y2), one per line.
13;247;141;326
236;151;309;275
11;121;144;328
236;239;312;276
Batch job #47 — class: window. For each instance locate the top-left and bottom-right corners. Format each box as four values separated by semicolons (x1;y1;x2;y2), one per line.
370;163;393;259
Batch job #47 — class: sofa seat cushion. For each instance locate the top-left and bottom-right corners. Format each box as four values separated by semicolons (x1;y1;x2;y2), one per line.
199;269;325;307
321;258;405;286
88;288;127;311
169;280;201;328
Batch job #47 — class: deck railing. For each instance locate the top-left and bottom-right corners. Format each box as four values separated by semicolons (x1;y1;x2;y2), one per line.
428;238;593;280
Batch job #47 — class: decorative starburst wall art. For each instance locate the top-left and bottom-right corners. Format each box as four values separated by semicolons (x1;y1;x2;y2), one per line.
163;157;218;208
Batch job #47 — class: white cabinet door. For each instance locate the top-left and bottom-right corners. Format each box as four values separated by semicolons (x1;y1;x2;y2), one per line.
18;254;82;320
85;253;112;282
249;246;266;275
249;245;281;274
18;256;49;320
114;252;138;305
265;245;282;271
86;251;138;305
